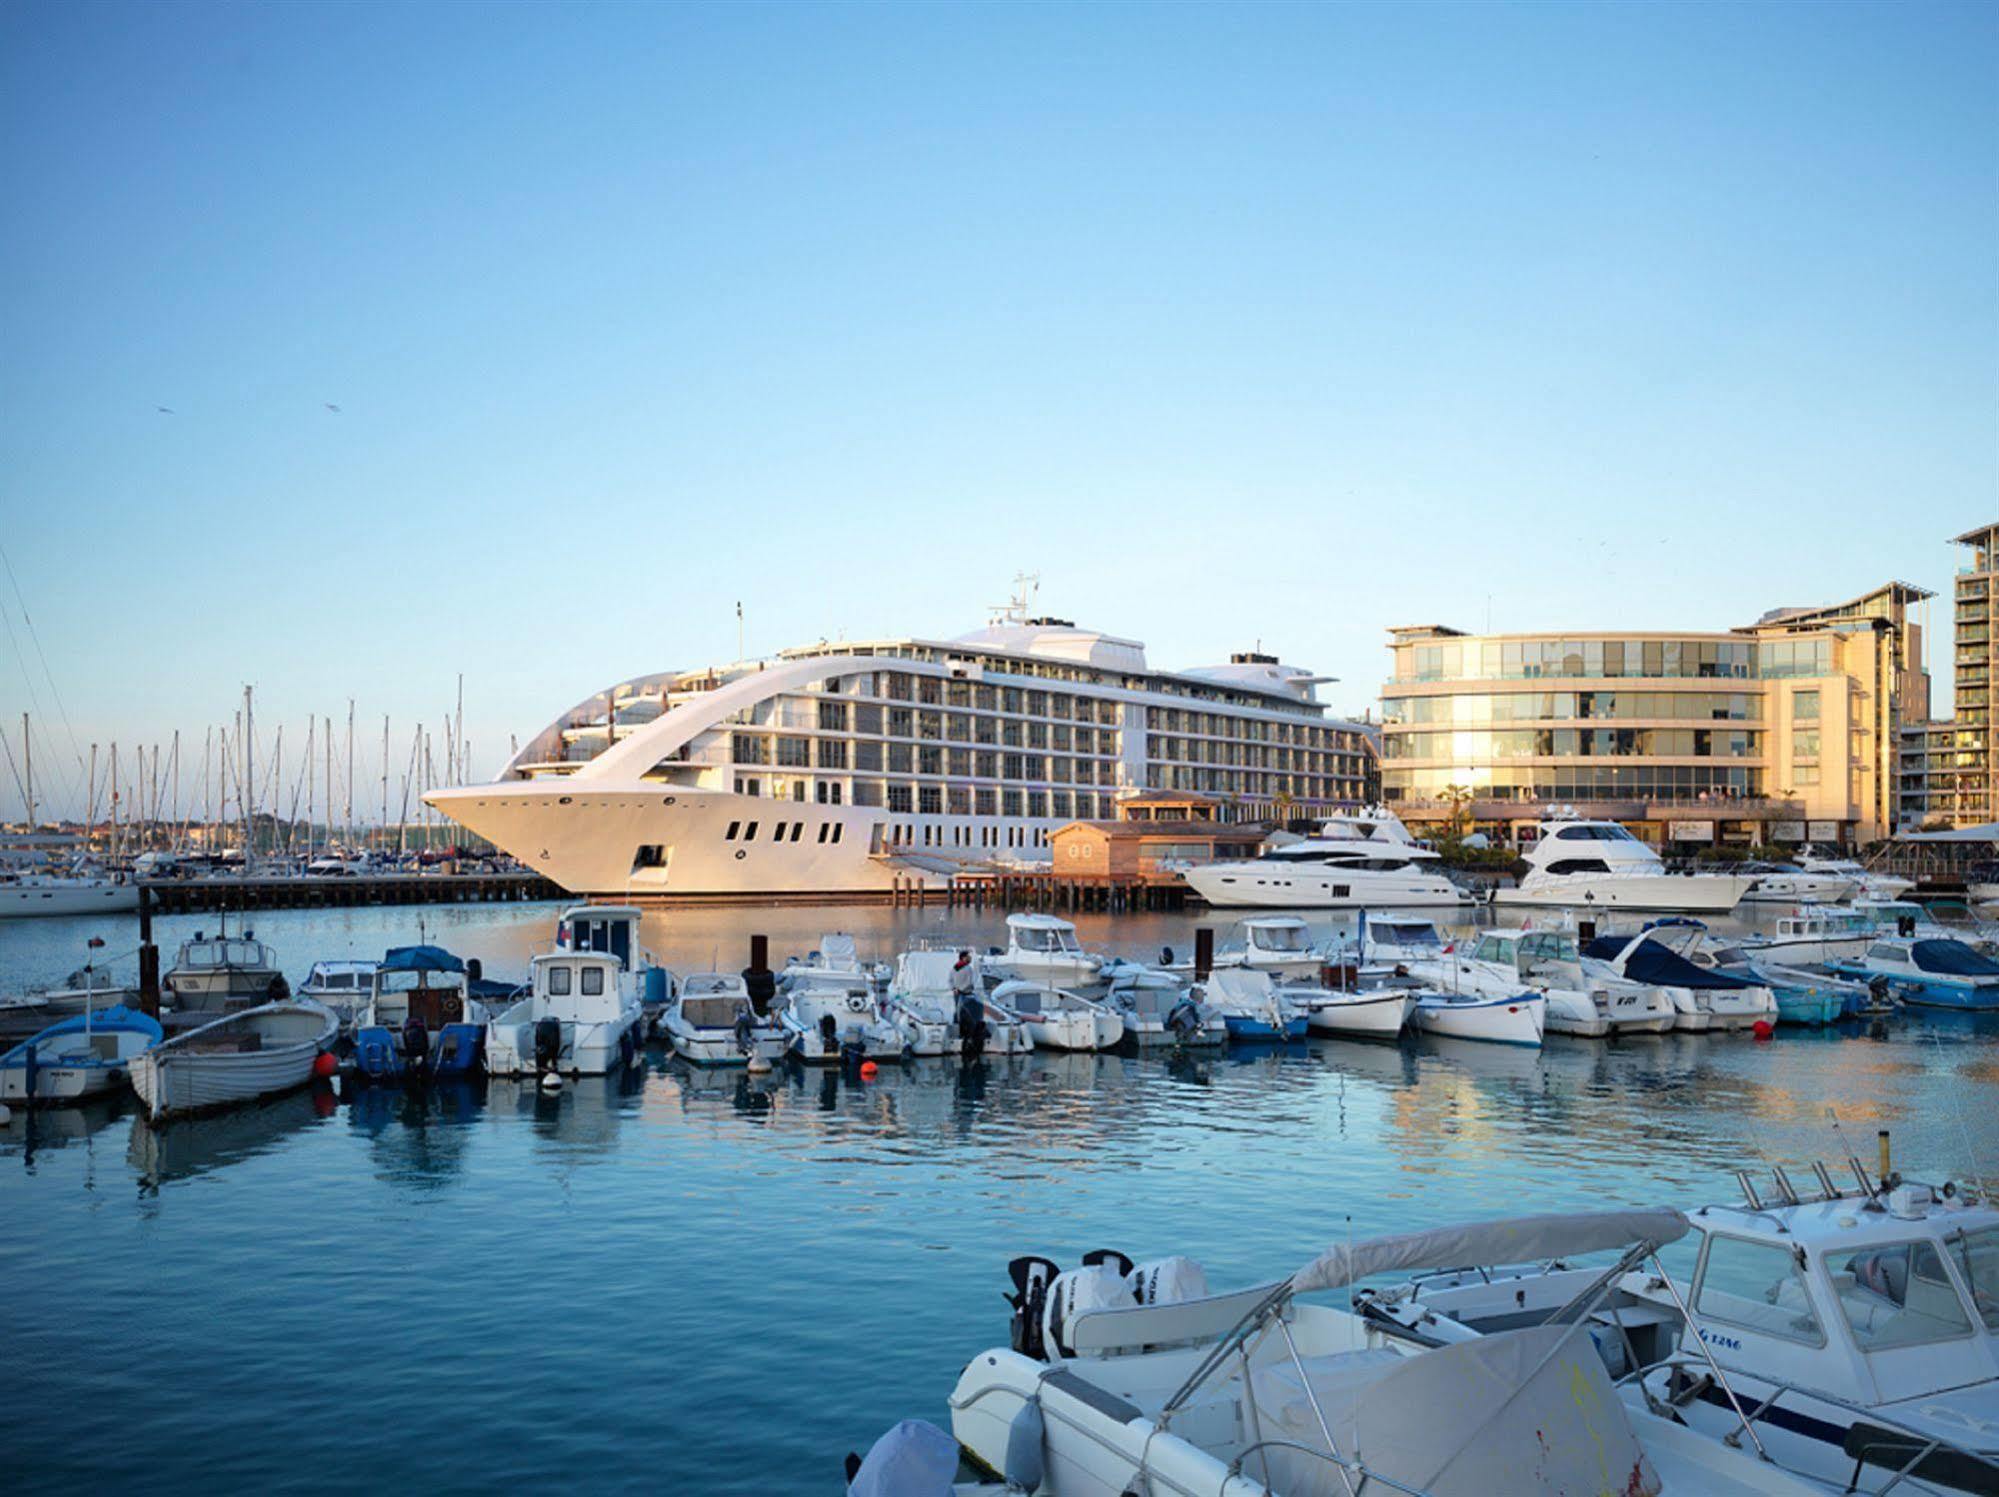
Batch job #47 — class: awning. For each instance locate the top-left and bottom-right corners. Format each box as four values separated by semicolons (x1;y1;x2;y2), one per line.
1291;1208;1688;1294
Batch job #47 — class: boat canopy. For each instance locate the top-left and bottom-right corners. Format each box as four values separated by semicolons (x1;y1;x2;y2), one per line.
380;945;465;974
1912;938;1999;977
1585;935;1746;990
1290;1208;1689;1295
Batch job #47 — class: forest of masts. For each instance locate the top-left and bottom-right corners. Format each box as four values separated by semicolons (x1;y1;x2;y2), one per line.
5;677;506;865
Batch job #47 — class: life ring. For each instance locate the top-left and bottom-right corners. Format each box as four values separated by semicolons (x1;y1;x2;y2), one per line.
845;994;867;1014
735;850;747;861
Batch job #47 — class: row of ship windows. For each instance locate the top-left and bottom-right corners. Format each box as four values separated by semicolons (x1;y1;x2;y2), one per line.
722;819;847;846
727;734;1353;781
800;656;1319;719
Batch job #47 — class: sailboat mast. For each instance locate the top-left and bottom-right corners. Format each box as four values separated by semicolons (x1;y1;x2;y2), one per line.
22;713;32;830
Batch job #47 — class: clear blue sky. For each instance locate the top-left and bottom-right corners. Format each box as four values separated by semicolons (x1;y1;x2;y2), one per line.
2;0;1994;821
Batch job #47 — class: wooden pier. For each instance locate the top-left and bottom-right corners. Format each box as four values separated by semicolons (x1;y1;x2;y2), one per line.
139;872;562;917
891;870;1192;913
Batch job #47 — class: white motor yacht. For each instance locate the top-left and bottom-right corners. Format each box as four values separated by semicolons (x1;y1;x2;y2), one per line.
1403;927;1677;1037
1361;1174;1999;1497
0;868;140;918
1739;861;1861;905
1183;806;1466;910
1498;813;1758;913
1800;848;1914;900
485;950;644;1077
988;979;1122;1051
935;1208;1828;1497
660;973;786;1065
986;914;1105;987
1103;967;1224;1047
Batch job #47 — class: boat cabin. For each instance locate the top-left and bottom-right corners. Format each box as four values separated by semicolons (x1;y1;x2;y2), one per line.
369;945;470;1029
558;904;643;969
1004;913;1085;956
529;950;628;1023
1241;916;1313;956
1470;929;1581;979
676;973;754;1031
1682;1184;1999;1408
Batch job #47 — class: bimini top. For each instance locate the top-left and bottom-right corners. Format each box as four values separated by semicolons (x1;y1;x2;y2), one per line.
380;945;465;974
1291;1208;1689;1294
1585;935;1747;990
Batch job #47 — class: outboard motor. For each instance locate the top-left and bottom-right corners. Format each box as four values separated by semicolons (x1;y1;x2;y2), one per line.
817;1012;838;1055
533;1016;563;1073
839;1037;868;1072
1898;913;1917;938
1129;1256;1210;1306
733;1004;756;1057
1005;1256;1061;1361
957;993;987;1062
1165;998;1202;1043
1042;1256;1137;1359
401;1017;431;1080
1161;946;1175;966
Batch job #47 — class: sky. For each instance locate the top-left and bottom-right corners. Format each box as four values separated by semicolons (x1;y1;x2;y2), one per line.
1;0;1994;822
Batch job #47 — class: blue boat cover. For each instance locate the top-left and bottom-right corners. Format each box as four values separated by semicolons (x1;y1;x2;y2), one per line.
1;1005;164;1063
380;945;466;974
1912;939;1999;978
469;977;525;1001
1583;936;1748;990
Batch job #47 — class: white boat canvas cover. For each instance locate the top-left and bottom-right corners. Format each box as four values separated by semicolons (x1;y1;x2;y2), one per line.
896;951;960;994
819;933;861;971
1205;968;1274;1005
1290;1208;1688;1294
1250;1323;1662;1497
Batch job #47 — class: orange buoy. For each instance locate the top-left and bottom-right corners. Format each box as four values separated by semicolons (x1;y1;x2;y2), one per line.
859;1060;879;1079
313;1051;339;1078
1752;1019;1775;1041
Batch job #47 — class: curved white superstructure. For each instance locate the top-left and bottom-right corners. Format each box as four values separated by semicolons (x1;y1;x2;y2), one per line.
1181;806;1466;909
425;605;1372;900
1497;814;1758;913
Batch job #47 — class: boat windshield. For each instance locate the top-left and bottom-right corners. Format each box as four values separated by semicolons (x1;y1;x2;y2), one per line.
681;996;746;1027
1519;932;1580;964
1946;1227;1999;1331
1830;1240;1976;1350
1252;924;1308;952
685;974;742;997
379;970;465;996
1017;927;1076;953
185;940;266;968
1473;935;1518;965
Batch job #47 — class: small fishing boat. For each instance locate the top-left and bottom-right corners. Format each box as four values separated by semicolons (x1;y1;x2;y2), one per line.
0;1004;163;1104
986;913;1105;987
129;1000;337;1120
163;926;287;1016
1412;987;1545;1046
295;958;379;1029
776;979;905;1062
1828;936;1999;1010
1699;946;1855;1025
1104;967;1224;1047
1737;908;1877;964
1199;968;1310;1040
350;946;487;1082
0;958;135;1043
780;932;889;994
988;979;1122;1051
659;973;785;1066
1298;976;1417;1039
485;950;645;1077
1358;913;1449;964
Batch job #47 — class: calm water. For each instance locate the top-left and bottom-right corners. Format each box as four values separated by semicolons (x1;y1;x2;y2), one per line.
3;900;1996;1494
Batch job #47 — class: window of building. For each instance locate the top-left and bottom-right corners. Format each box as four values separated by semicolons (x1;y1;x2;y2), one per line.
1002;789;1023;816
887;784;913;813
888;743;912;773
855;740;882;772
854;703;883;736
817;738;848;769
818;700;848;732
777;736;810;768
918;785;943;814
732;732;769;764
1794;690;1820;722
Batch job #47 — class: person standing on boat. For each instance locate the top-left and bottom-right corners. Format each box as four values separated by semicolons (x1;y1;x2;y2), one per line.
951;951;986;1061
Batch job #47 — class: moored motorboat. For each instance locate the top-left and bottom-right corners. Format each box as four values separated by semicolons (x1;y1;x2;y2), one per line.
989;979;1122;1051
130;1000;337;1120
1199;968;1310;1040
1587;927;1779;1031
163;926;287;1017
0;1004;162;1104
776;978;905;1063
484;950;645;1077
1221;916;1328;982
1297;976;1416;1039
1827;935;1999;1010
1104;966;1224;1047
1182;805;1468;910
1497;812;1757;913
1412;987;1545;1046
1402;926;1672;1038
1738;861;1860;905
883;952;967;1058
986;913;1106;988
660;973;785;1066
350;946;487;1082
295;958;380;1030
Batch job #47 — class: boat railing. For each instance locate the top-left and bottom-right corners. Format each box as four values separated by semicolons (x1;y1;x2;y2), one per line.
1620;1354;1999;1494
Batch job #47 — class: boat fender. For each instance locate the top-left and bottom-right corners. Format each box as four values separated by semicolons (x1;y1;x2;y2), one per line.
539;1070;563;1091
1003;1395;1045;1492
0;1104;10;1126
844;1417;960;1497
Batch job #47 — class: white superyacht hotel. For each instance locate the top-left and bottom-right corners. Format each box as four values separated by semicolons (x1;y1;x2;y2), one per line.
426;600;1374;900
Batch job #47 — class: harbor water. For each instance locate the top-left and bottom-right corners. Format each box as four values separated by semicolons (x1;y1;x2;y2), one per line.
4;901;1996;1494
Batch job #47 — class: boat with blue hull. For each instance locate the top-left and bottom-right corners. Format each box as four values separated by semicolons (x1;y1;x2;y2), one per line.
351;946;487;1083
1;1005;163;1104
1199;968;1310;1039
1829;937;1999;1010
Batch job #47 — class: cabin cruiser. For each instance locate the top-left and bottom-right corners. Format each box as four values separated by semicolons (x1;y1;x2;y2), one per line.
1401;927;1676;1037
776;977;906;1062
1355;913;1449;965
986;914;1105;987
882;952;962;1057
933;1208;1824;1497
1584;929;1778;1031
1;1005;162;1104
0;868;140;918
485;949;644;1077
1739;861;1861;905
660;973;785;1065
163;927;286;1015
1218;916;1328;982
1739;908;1879;965
295;959;380;1029
1853;898;1990;949
1182;807;1466;910
988;979;1122;1051
1103;966;1224;1047
1198;968;1310;1040
1498;813;1758;913
1800;848;1913;900
351;947;487;1082
1829;936;1999;1011
1360;1175;1999;1497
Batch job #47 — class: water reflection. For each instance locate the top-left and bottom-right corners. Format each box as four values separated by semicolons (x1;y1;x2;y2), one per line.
126;1087;327;1192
